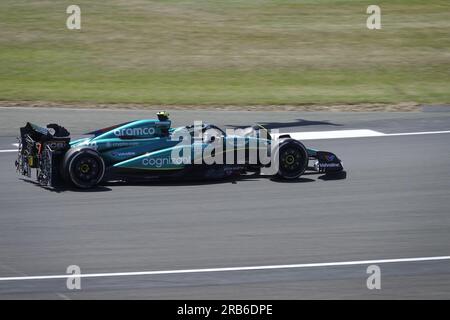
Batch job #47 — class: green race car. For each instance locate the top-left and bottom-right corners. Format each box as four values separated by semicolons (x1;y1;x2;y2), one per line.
16;112;344;188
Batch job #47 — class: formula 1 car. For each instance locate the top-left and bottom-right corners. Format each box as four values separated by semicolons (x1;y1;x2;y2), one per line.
16;112;344;189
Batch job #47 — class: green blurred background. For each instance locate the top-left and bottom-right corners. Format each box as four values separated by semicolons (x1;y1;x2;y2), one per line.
0;0;448;105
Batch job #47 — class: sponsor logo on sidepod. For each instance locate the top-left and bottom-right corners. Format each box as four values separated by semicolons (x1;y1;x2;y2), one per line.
111;151;136;157
113;127;156;137
142;156;189;168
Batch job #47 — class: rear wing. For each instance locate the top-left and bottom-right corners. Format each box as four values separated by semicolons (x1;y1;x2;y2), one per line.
16;123;71;187
19;122;70;147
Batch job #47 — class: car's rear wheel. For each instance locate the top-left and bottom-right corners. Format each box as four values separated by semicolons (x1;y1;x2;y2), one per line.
274;139;308;180
63;148;105;189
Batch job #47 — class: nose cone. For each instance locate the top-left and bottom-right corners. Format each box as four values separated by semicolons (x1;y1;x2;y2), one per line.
316;151;344;172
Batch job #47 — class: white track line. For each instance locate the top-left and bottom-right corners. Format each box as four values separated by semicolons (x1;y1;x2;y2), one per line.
384;130;450;137
0;255;449;282
0;143;18;153
273;129;384;140
0;130;449;153
273;129;450;140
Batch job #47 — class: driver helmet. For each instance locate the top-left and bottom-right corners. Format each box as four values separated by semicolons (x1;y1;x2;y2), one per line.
157;111;170;121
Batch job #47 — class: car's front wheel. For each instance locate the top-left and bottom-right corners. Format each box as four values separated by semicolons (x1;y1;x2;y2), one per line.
273;139;308;180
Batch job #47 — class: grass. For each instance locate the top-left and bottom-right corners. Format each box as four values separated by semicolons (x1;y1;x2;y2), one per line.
0;0;449;105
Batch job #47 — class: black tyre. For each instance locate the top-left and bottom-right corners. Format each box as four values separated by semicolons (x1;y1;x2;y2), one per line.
274;139;308;180
62;148;105;189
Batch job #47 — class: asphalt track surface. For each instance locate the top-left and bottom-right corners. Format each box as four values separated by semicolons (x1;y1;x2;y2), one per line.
0;107;449;299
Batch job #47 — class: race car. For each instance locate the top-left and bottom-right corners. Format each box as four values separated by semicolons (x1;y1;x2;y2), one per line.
15;112;344;189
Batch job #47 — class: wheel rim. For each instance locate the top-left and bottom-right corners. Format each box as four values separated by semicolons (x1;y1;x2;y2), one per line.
279;147;305;175
72;156;102;185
